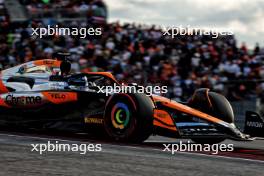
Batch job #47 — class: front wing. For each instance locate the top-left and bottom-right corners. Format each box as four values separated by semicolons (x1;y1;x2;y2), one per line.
152;99;254;141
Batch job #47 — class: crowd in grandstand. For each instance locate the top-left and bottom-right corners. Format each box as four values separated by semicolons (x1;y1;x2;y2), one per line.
0;0;263;101
20;0;107;23
20;0;106;10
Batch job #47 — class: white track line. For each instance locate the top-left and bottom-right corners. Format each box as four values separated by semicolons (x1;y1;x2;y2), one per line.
174;150;264;164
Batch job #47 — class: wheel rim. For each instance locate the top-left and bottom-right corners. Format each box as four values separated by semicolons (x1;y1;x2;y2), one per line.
111;102;130;130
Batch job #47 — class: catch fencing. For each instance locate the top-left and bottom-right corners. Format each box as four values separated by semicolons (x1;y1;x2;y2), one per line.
231;99;260;130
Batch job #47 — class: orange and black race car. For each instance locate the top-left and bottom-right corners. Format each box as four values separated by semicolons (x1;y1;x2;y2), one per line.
0;54;260;143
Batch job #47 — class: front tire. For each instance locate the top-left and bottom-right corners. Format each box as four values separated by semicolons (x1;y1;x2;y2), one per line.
189;89;234;144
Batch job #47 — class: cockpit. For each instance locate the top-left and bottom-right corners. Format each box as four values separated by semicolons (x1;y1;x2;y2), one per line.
63;74;116;91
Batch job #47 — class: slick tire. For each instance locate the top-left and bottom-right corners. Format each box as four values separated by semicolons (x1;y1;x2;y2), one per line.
104;93;154;143
190;90;234;144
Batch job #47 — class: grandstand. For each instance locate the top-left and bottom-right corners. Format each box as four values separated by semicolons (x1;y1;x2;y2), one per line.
0;0;263;101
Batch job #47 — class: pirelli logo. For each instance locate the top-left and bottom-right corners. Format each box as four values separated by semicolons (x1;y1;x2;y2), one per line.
84;117;103;124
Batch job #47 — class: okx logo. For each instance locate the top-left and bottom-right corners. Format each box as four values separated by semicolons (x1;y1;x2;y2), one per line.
5;94;42;106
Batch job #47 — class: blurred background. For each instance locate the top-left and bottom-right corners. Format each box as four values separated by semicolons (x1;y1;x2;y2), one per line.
0;0;263;122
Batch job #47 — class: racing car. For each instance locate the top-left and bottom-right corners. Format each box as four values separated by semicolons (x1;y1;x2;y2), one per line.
0;54;259;143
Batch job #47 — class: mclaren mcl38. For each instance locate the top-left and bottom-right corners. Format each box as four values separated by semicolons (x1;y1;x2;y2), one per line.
0;57;260;143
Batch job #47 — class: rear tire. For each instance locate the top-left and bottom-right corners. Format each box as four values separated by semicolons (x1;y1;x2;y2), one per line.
104;93;154;143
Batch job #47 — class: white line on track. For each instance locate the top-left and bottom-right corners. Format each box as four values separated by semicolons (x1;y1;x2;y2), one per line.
174;150;264;164
0;132;264;164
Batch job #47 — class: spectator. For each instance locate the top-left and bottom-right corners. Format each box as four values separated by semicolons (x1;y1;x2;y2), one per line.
0;2;263;101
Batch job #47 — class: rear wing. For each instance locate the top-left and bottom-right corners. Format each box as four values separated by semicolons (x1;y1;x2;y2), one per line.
244;111;264;137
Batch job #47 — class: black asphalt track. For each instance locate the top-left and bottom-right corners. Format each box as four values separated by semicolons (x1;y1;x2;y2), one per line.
0;133;263;176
